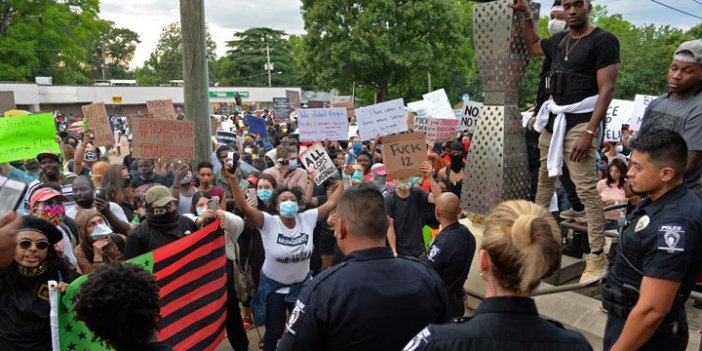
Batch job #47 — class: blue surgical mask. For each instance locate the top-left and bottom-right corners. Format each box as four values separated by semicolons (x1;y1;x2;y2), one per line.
352;142;362;154
351;171;363;183
196;207;206;217
288;159;298;170
279;200;299;218
257;189;273;202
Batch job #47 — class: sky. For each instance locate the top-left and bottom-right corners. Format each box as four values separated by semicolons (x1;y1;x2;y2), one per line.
99;0;701;69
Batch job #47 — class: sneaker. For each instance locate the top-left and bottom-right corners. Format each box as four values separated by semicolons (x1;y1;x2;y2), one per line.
560;208;586;220
580;253;607;284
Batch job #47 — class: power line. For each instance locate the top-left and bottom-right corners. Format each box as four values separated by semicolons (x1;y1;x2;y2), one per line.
649;0;702;20
692;0;702;6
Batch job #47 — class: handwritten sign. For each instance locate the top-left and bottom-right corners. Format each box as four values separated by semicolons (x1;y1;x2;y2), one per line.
426;118;459;143
216;130;237;145
604;99;634;142
299;143;337;186
131;119;195;160
458;101;483;133
629;94;658;132
423;89;454;119
297;108;348;141
381;132;427;179
81;102;113;147
146;99;177;120
127;112;155;119
272;97;291;122
0;113;60;163
355;98;407;140
331;101;355;119
286;90;301;109
407;100;430;132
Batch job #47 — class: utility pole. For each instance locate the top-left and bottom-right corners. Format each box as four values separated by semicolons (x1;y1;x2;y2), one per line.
427;72;432;92
265;44;272;87
180;0;211;164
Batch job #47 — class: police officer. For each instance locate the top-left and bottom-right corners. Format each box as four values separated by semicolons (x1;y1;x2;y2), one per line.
602;129;702;351
277;184;451;351
426;192;476;318
404;200;592;351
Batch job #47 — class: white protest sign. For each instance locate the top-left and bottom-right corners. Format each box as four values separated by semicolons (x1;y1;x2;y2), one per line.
604;99;634;142
629;94;658;132
407;100;430;132
423;89;455;119
297;108;348;141
299;143;337;186
355;98;407;140
458;101;483;133
427;118;459;143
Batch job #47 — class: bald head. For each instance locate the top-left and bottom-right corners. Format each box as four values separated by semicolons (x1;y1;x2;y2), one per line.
436;193;461;223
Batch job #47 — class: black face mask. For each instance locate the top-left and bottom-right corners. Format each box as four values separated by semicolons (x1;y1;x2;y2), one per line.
75;195;94;209
450;154;464;172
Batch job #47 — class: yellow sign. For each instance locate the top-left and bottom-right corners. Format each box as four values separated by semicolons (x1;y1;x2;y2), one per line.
112;96;123;104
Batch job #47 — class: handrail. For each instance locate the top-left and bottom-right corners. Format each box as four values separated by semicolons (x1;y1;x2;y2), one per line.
468;284;702;301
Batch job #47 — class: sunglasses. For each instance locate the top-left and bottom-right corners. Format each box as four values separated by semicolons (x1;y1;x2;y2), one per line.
18;240;50;250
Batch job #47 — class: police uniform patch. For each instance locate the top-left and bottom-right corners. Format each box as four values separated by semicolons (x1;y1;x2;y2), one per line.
657;223;685;253
635;215;650;232
402;326;433;351
427;245;440;262
285;300;306;335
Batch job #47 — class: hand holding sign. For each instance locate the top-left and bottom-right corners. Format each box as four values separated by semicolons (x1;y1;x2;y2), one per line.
381;132;427;179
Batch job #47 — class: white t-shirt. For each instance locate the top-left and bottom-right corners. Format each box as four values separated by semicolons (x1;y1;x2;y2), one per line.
260;209;318;285
66;202;128;222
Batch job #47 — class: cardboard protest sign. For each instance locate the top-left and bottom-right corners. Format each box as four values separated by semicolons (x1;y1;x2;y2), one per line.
355;98;407;140
458;101;483;133
216;130;237;145
299;143;337;186
426;118;459;143
146;99;178;120
331;101;355;119
0;113;60;163
331;95;352;104
272;97;291;122
308;101;324;108
131;119;195;160
81;102;114;147
604;99;634;142
297;108;348;141
286;90;301;109
629;94;658;132
423;89;454;119
407;100;430;132
127;112;155;119
381;132;427;179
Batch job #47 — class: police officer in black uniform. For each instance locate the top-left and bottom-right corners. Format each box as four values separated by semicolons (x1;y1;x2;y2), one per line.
602;129;702;351
278;184;451;351
403;200;592;351
426;192;476;318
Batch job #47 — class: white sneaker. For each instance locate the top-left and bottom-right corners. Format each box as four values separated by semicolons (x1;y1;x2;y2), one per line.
580;253;607;284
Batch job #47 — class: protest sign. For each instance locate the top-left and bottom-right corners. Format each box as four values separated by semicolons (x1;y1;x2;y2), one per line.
331;101;355;119
211;119;220;136
308;101;324;108
127;112;154;119
381;132;427;179
272;97;291;122
355;98;407;140
245;115;268;139
297;108;348;141
426;118;459;143
407;100;430;132
423;89;455;119
458;101;483;133
629;94;658;132
81;102;114;147
299;143;337;186
216;130;237;145
146;99;177;120
331;95;353;104
131;119;195;160
604;99;634;142
286;90;301;109
0;113;60;163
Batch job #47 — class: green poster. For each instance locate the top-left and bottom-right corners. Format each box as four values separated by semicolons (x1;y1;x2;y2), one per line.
0;113;60;163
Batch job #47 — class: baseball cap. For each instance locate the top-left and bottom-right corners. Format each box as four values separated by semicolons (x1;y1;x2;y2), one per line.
370;163;387;176
36;150;60;163
145;185;177;208
673;39;702;64
30;187;68;208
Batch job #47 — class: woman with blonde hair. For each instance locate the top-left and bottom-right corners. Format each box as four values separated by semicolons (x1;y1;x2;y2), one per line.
404;200;592;351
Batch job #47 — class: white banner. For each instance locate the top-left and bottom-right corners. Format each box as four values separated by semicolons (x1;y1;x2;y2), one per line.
629;94;658;132
355;98;407;140
297;108;349;141
604;99;634;142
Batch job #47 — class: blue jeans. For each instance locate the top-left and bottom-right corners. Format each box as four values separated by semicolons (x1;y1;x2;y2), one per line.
264;292;293;351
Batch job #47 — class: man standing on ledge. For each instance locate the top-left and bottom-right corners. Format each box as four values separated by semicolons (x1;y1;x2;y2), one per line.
510;0;620;283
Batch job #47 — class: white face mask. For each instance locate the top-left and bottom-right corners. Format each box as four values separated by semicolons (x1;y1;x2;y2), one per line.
548;19;567;36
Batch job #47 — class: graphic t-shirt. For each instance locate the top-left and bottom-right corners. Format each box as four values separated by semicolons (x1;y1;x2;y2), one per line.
260;209;318;285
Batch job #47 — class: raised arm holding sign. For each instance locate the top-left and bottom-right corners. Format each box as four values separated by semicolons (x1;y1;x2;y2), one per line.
381;132;427;179
81;102;114;147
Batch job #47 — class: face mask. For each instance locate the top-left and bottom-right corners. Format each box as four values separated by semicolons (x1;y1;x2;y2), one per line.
90;223;112;238
257;189;273;202
548;19;566;36
615;145;623;153
180;171;192;185
279;200;299;218
372;175;387;190
75;195;94;209
41;204;65;225
397;179;412;191
196;206;206;217
450;154;464;172
351;171;363;183
352;143;362;154
288;159;298;170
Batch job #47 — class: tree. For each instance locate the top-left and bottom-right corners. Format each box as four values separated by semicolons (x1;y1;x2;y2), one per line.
136;22;217;86
220;27;295;87
301;0;462;102
83;20;140;80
